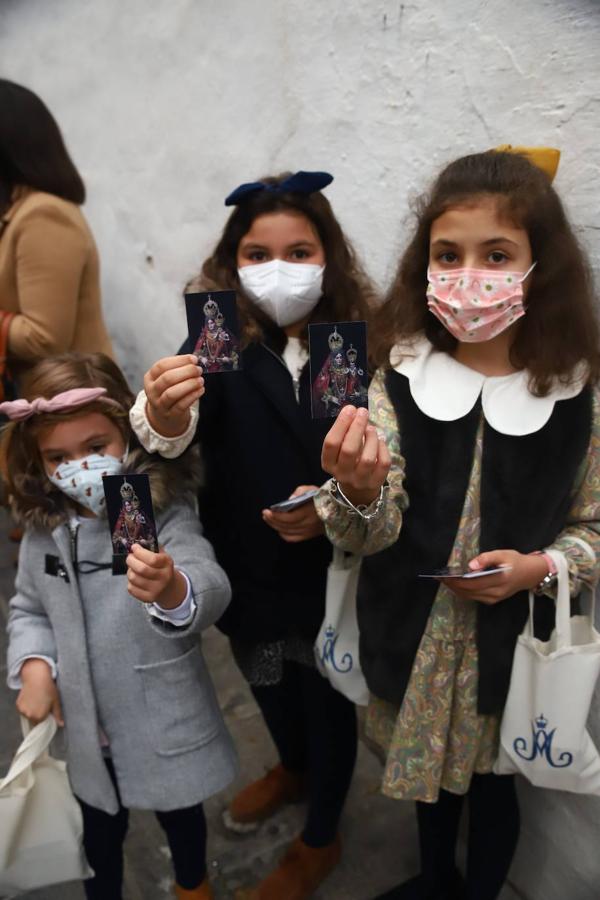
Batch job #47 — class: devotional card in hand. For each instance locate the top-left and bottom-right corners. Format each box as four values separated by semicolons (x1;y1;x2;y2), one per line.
102;473;159;574
309;320;369;419
185;290;242;374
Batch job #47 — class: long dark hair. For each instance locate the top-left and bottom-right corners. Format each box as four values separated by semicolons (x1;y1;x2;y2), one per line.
0;80;85;213
374;151;600;396
188;173;375;351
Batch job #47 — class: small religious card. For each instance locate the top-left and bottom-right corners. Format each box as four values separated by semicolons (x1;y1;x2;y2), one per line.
102;473;159;574
309;320;369;419
184;290;242;374
418;565;513;579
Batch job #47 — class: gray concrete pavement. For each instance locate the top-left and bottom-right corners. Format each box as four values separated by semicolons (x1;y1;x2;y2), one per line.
0;508;521;899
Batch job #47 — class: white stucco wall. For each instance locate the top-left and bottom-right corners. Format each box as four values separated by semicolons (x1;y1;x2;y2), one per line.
1;0;599;897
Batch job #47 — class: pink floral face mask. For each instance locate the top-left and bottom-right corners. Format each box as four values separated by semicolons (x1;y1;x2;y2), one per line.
426;262;536;343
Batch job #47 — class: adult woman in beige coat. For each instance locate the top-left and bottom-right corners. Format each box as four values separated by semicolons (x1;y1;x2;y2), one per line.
0;80;112;393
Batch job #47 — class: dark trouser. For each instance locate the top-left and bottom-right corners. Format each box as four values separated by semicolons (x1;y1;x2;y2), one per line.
250;658;358;849
77;758;207;900
415;773;520;900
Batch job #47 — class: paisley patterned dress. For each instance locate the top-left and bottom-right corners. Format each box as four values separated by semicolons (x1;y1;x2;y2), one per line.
315;361;600;803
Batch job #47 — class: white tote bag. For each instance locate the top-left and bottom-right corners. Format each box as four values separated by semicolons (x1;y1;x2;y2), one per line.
0;715;92;896
494;549;600;794
314;548;370;706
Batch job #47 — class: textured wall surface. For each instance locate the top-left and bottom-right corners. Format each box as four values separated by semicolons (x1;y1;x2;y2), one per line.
1;0;599;381
1;1;599;897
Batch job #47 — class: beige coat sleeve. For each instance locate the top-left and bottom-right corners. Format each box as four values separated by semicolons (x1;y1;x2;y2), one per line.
7;204;88;360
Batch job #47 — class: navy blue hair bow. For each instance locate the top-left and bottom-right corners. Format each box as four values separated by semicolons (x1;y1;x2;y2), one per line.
224;170;333;207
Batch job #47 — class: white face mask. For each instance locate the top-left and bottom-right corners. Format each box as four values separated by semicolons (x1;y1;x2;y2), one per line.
238;259;324;328
48;451;126;517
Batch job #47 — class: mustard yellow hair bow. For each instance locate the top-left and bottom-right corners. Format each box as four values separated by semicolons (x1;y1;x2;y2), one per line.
494;145;560;182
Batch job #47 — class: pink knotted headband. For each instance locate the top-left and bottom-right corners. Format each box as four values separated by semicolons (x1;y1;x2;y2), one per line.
0;388;123;422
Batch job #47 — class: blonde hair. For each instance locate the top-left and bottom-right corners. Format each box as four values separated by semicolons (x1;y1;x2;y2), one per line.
1;353;134;525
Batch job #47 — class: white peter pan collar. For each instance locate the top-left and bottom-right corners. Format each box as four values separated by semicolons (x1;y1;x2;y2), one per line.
390;337;587;436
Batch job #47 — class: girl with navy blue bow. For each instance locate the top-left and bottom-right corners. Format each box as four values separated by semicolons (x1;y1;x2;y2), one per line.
129;171;375;900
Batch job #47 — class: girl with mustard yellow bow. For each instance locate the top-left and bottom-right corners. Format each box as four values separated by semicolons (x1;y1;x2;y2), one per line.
315;148;600;900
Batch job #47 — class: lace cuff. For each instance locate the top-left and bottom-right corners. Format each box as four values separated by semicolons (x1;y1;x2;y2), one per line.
129;390;198;459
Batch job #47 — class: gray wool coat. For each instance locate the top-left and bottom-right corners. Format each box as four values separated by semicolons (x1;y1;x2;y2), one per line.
7;501;238;815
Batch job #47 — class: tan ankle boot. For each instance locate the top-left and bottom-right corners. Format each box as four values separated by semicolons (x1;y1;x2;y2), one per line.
224;764;305;832
174;878;214;899
235;834;341;900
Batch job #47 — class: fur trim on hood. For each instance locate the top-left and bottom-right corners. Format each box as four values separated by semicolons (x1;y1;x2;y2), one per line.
11;440;201;531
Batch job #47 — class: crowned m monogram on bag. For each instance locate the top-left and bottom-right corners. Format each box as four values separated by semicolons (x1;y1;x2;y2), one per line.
513;713;573;768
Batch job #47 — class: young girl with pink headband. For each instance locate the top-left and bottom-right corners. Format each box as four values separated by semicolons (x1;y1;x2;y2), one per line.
1;352;237;900
315;148;600;900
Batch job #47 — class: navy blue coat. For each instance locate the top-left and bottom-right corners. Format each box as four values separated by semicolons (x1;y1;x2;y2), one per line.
181;337;333;643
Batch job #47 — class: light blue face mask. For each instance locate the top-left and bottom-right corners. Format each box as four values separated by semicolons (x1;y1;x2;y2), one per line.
48;451;126;516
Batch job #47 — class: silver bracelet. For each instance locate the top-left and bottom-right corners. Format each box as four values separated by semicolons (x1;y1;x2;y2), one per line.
531;550;559;595
330;478;387;521
534;571;558;594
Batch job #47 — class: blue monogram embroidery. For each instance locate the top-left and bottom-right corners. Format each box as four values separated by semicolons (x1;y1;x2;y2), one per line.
319;625;353;673
513;714;573;768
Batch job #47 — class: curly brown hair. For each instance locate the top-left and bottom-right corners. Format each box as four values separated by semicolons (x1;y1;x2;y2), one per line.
373;151;600;396
1;353;133;525
186;172;376;354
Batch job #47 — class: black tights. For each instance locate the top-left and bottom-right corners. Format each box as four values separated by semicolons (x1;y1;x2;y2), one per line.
77;758;207;900
415;773;520;900
250;659;358;848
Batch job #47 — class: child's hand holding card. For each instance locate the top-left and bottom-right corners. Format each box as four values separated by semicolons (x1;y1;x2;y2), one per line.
102;473;186;607
143;354;204;438
125;544;188;610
